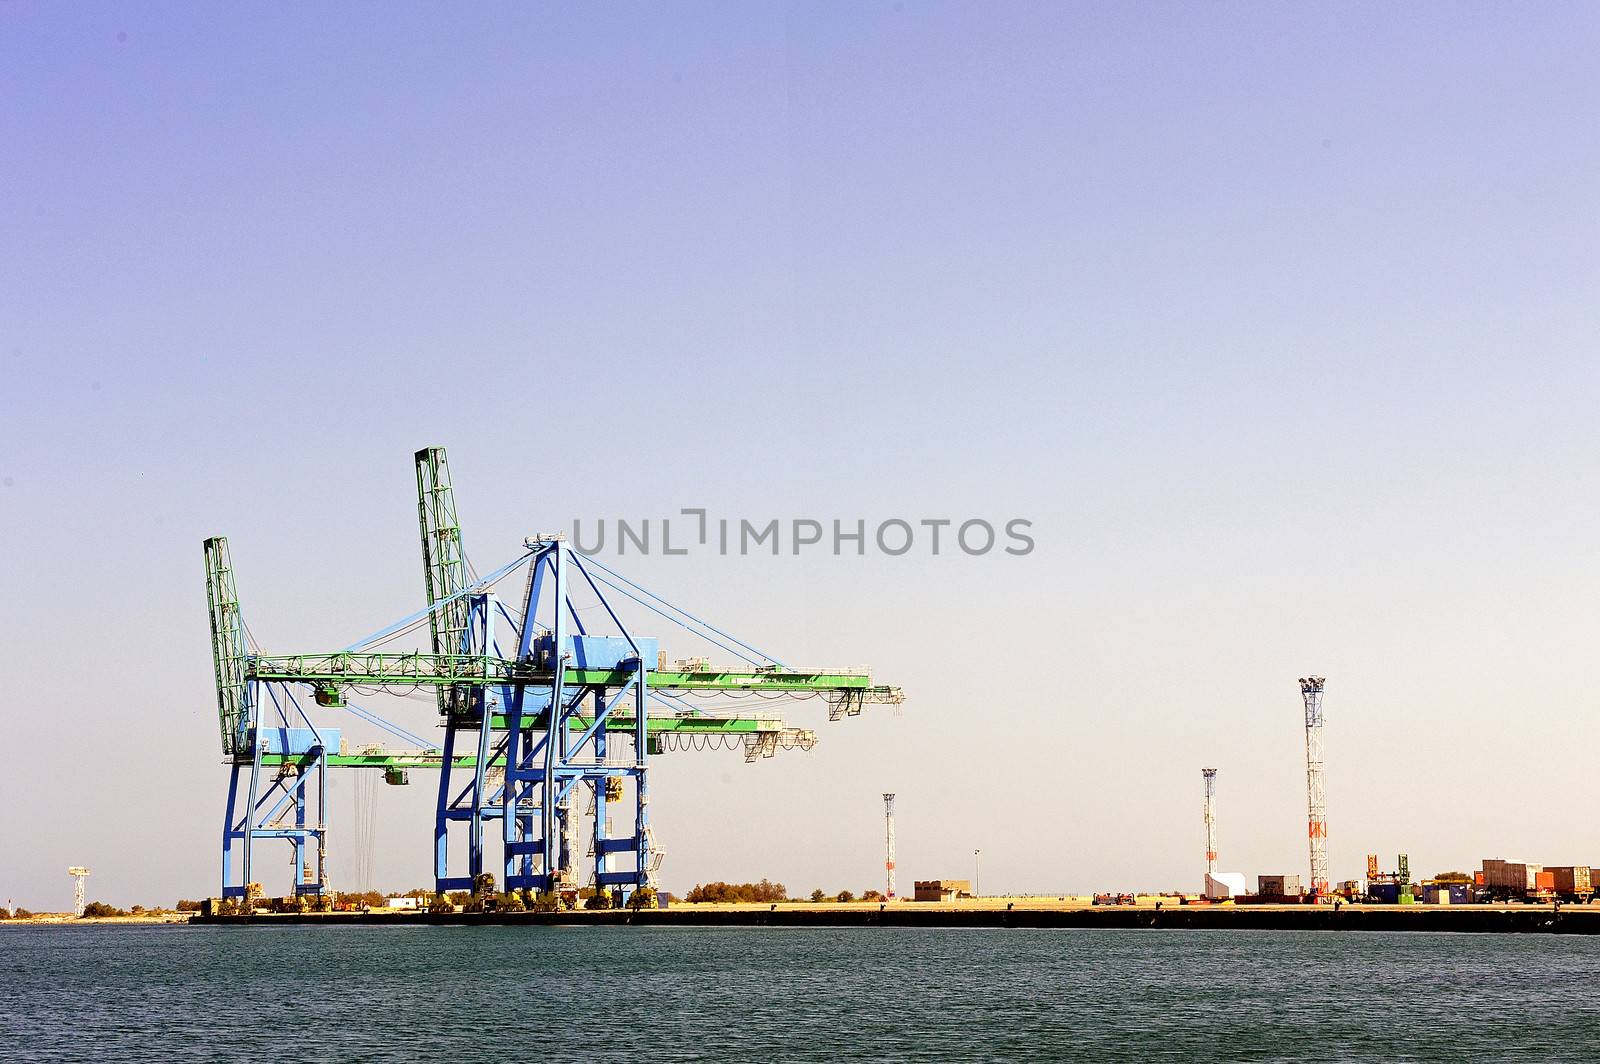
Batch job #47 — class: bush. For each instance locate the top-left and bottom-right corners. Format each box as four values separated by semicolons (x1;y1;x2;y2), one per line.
496;891;526;913
81;901;126;918
684;879;788;904
836;891;854;903
809;889;826;903
339;890;385;910
428;895;456;914
584;891;613;910
862;890;883;902
175;899;204;912
628;887;657;911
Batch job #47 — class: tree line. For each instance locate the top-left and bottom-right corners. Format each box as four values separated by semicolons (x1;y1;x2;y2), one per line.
683;880;887;904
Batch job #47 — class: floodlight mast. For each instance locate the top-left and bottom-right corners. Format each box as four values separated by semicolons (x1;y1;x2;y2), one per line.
1201;769;1218;877
1298;676;1329;897
883;794;897;900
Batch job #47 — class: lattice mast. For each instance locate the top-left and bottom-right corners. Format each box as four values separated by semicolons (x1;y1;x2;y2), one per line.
204;537;250;757
415;447;471;712
1201;768;1218;877
67;867;89;918
1298;676;1329;896
883;793;897;900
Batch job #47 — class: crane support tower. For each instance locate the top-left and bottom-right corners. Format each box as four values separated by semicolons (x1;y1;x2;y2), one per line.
1201;768;1218;876
204;447;903;903
67;867;89;917
883;793;897;900
1298;676;1329;897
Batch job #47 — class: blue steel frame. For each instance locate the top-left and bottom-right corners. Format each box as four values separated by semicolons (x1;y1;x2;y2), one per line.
220;685;330;899
433;538;655;899
209;450;868;901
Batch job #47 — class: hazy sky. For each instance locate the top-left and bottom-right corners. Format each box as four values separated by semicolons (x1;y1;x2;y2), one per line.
3;3;1598;910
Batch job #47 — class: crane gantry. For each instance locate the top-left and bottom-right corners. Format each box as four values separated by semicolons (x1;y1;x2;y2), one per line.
205;447;901;903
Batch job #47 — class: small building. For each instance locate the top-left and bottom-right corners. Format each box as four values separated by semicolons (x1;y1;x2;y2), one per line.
913;880;972;902
1257;874;1303;898
1204;872;1247;900
384;896;420;910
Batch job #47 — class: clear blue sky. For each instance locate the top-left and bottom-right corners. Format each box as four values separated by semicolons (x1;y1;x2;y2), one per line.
2;3;1597;909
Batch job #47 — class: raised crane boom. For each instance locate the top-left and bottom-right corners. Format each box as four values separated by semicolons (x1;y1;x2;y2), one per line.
415;447;471;714
204;446;902;902
203;536;251;758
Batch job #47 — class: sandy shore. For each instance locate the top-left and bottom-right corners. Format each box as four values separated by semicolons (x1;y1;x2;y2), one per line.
1;913;194;927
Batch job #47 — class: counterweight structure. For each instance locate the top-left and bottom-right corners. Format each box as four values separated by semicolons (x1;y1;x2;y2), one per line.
883;793;897;900
1201;768;1218;876
1298;676;1329;897
206;447;902;902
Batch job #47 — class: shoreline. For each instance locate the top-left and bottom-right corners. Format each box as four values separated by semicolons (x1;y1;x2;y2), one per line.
172;903;1599;934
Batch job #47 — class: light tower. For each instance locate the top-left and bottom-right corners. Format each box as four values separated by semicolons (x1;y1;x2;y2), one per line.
67;867;89;917
1201;768;1219;879
1298;676;1328;897
882;794;897;900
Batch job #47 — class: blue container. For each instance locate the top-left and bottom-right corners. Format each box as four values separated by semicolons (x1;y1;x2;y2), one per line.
257;727;340;755
1368;882;1400;904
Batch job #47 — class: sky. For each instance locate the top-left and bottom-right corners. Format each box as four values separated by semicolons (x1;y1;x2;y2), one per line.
2;3;1598;911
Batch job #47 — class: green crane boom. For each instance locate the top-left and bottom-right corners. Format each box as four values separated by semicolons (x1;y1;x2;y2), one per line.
204;536;251;758
416;447;471;714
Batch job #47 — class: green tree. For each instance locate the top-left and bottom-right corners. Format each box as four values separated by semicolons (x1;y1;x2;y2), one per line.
836;890;854;903
809;889;826;903
684;879;787;904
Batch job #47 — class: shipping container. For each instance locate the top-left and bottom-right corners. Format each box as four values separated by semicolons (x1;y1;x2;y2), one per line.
1481;859;1541;892
1368;882;1401;904
1547;866;1592;894
1257;874;1303;897
1420;883;1469;905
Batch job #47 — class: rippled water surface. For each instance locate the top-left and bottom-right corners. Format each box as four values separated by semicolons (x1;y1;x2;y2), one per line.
4;924;1598;1061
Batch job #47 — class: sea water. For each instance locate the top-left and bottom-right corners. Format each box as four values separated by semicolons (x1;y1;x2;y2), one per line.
3;923;1596;1061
